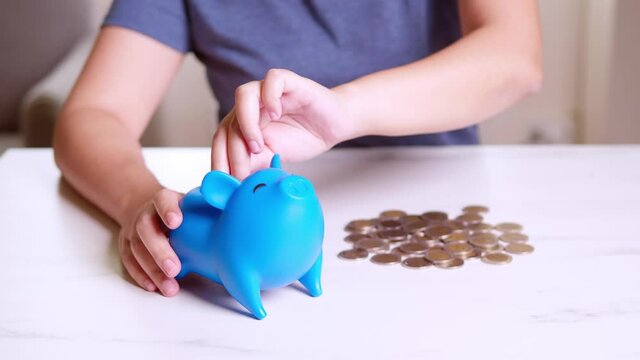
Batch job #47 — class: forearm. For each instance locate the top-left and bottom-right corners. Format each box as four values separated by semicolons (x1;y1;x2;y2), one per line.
53;109;162;226
335;23;542;139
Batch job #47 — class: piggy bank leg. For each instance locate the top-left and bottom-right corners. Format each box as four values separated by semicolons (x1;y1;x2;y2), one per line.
298;251;323;297
219;269;266;320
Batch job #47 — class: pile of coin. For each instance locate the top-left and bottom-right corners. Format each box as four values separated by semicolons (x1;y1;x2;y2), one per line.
338;206;534;270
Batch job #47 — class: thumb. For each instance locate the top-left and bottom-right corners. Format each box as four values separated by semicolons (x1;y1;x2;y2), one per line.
152;189;184;230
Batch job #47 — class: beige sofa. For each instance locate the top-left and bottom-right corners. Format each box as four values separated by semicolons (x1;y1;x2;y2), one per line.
1;0;90;134
20;31;219;147
13;0;219;147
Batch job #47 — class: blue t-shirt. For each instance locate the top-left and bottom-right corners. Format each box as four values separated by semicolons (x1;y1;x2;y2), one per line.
105;0;478;146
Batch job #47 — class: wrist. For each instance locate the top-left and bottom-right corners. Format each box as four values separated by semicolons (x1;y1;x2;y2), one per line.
116;173;163;226
332;82;369;142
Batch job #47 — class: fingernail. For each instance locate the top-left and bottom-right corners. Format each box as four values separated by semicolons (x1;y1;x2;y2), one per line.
248;140;262;154
167;212;178;228
269;111;278;120
162;279;178;296
163;259;177;276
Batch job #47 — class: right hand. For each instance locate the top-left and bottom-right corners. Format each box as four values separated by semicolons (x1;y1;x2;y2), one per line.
211;68;355;179
118;188;184;296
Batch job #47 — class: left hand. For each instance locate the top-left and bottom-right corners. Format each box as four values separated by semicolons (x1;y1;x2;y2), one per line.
118;188;184;296
211;68;353;179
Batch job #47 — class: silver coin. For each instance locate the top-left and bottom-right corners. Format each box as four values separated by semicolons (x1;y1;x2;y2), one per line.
435;257;464;269
345;219;377;233
425;248;453;264
370;253;401;265
467;223;493;234
469;233;499;249
412;233;436;242
404;220;429;233
504;243;535;255
474;243;503;257
354;238;389;253
499;233;529;243
391;247;410;259
424;240;444;248
344;233;371;244
426;225;454;239
377;219;403;230
398;242;429;255
443;232;468;243
343;207;531;269
462;205;490;214
422;211;448;223
481;252;513;265
455;213;483;226
338;249;369;260
486;243;504;252
402;257;432;269
413;234;444;248
457;248;480;260
445;242;475;257
445;220;466;231
400;215;424;225
379;210;407;220
494;222;523;233
377;229;409;243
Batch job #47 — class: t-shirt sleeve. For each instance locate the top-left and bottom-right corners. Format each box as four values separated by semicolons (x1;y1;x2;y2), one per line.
103;0;191;53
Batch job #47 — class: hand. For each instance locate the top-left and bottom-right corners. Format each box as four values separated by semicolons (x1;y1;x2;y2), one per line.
211;68;354;179
118;188;184;296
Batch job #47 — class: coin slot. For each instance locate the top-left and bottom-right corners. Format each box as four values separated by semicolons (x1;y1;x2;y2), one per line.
253;183;266;193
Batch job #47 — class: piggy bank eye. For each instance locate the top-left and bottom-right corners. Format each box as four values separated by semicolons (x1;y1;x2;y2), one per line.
253;183;266;193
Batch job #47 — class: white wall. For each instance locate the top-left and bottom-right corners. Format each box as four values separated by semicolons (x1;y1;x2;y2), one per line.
480;0;640;145
600;0;640;143
142;55;218;147
479;0;583;144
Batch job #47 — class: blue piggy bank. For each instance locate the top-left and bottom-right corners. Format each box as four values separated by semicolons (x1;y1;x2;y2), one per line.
169;155;324;319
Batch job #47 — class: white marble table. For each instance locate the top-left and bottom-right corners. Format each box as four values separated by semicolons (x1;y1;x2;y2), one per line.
1;146;639;359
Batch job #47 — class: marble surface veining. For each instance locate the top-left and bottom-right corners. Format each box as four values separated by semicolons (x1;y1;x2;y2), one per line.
0;146;639;359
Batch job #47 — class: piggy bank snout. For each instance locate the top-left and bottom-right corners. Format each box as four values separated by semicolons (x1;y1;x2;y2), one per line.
279;175;313;199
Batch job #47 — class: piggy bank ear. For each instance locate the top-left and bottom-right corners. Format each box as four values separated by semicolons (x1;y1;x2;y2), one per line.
201;171;240;209
270;154;282;169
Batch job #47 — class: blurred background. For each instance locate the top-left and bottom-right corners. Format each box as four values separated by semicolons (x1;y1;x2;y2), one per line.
1;0;638;155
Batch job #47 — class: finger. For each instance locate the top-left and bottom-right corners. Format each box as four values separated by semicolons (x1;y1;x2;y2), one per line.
235;81;264;154
249;147;276;174
262;68;308;113
212;116;230;173
261;68;289;119
121;240;156;292
227;119;251;180
152;189;183;229
130;236;179;297
136;210;182;278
